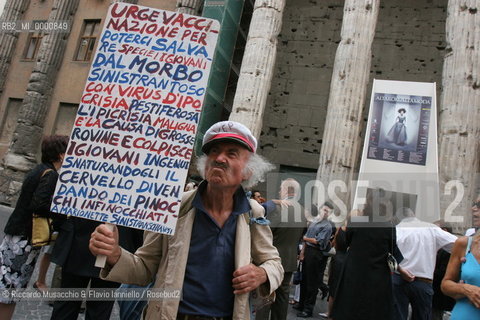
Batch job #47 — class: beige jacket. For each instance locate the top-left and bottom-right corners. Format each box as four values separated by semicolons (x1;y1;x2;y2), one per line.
101;189;284;320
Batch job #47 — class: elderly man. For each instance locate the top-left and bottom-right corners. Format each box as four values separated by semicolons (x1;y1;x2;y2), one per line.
256;178;307;320
89;121;283;320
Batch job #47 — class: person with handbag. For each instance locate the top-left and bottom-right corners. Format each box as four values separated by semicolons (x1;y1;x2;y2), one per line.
0;135;68;320
89;121;284;320
331;188;402;320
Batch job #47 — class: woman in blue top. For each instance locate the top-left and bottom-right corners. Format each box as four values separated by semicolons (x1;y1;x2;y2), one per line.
442;197;480;319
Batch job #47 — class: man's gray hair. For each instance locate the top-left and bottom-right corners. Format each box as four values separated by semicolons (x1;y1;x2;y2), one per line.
196;153;275;189
280;178;301;197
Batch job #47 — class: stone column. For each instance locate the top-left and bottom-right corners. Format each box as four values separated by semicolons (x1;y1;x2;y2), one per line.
316;0;380;207
0;0;79;204
0;0;30;96
229;0;286;138
176;0;203;15
438;0;480;230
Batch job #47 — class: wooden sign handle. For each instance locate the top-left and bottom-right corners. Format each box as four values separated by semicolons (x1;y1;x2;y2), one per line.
94;223;114;268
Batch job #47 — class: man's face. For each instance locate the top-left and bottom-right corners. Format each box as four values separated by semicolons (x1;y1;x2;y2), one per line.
204;142;251;189
472;195;480;227
253;192;263;203
320;205;332;219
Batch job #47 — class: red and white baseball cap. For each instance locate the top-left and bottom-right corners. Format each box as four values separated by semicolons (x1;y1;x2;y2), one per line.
202;121;257;153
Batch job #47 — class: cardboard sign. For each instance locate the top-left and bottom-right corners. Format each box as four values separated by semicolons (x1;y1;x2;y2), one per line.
353;80;440;223
51;3;219;235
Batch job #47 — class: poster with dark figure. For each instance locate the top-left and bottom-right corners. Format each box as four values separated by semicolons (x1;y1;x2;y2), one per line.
385;108;407;146
367;93;431;165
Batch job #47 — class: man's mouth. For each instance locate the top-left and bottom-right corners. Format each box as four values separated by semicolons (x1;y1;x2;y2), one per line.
211;162;228;170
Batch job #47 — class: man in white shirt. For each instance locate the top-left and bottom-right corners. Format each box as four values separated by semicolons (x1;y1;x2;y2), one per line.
393;208;457;320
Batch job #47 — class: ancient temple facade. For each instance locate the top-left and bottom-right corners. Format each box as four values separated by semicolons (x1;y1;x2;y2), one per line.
0;0;478;229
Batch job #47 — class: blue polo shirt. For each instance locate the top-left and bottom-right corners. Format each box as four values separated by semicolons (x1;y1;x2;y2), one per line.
304;219;332;251
178;182;251;317
261;200;276;217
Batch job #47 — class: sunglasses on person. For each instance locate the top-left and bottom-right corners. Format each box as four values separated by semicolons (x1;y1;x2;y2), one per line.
472;201;480;208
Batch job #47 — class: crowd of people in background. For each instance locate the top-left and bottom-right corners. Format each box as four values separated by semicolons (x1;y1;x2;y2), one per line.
250;187;480;320
0;128;479;320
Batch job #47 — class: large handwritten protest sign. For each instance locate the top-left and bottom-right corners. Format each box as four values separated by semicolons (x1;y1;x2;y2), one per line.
51;3;219;235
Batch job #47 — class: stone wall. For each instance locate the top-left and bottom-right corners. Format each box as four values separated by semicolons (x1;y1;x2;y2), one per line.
260;0;343;169
368;0;447;100
260;0;447;170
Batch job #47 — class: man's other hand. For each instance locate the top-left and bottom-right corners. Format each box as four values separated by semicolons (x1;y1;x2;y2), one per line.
232;264;267;294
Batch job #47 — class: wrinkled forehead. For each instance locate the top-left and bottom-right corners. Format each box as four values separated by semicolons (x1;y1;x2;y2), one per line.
206;140;252;154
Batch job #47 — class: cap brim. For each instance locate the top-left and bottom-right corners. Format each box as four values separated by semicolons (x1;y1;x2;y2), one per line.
202;137;253;153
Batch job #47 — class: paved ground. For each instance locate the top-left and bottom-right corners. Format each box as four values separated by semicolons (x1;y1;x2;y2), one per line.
0;205;329;319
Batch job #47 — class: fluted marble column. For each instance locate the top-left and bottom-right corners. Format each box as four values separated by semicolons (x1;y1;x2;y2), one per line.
438;0;480;229
316;0;380;207
176;0;203;15
0;0;30;96
0;0;79;204
229;0;286;138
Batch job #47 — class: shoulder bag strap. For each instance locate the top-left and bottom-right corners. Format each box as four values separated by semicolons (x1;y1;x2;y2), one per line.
41;168;54;178
466;236;473;254
391;222;395;254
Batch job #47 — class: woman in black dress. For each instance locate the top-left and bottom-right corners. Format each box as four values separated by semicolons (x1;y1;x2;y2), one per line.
331;190;399;320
